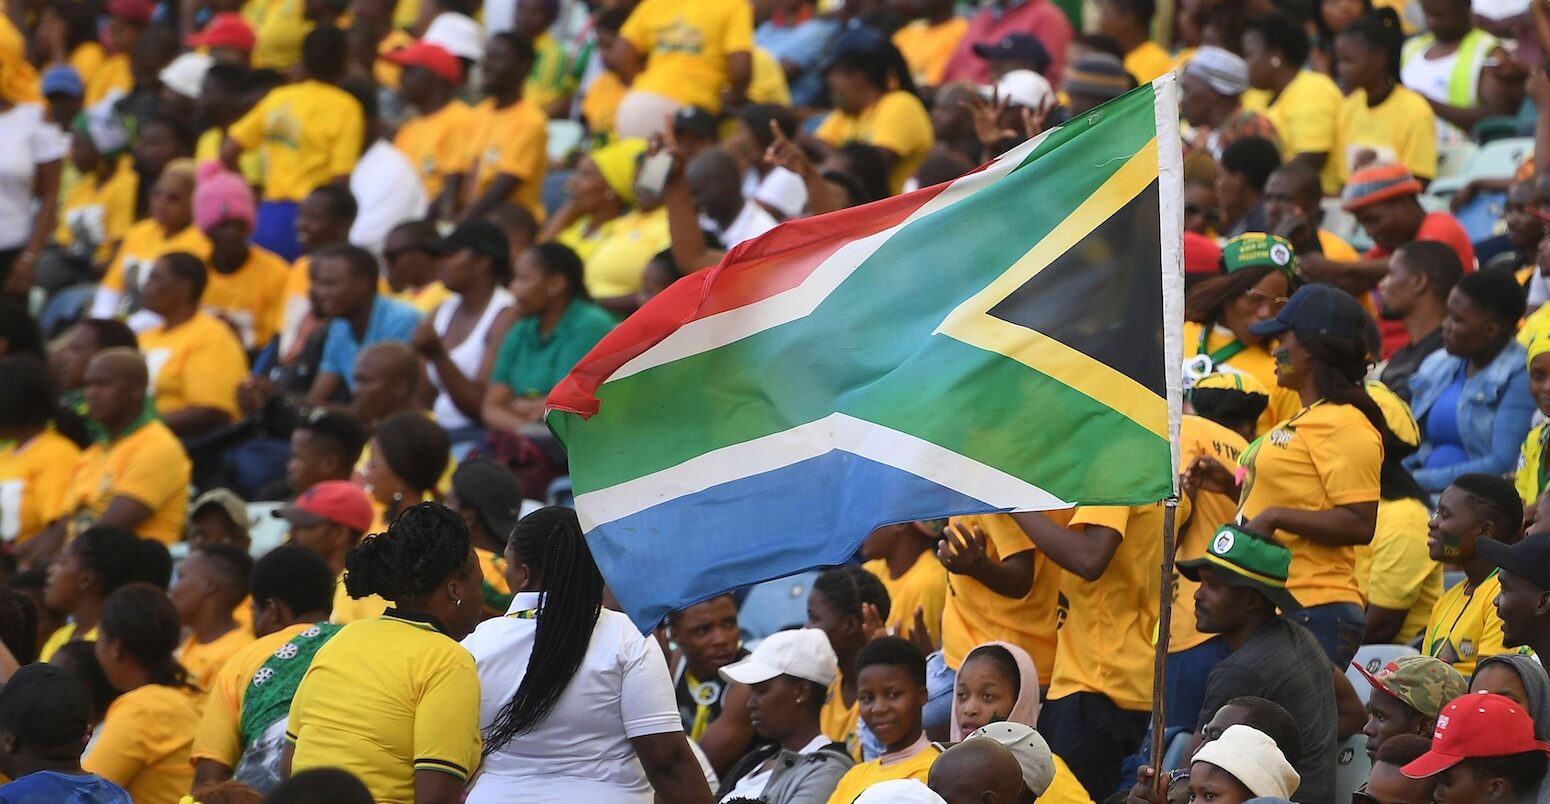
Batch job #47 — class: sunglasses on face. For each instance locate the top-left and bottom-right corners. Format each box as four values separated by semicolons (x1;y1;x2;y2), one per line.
1184;202;1222;221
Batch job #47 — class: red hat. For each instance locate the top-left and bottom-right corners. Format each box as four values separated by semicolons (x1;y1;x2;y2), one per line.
274;480;374;533
1401;693;1550;779
1183;230;1222;276
186;13;256;53
383;41;462;84
106;0;156;25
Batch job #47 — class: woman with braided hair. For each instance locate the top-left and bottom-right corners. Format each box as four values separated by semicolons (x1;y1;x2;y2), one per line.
283;502;484;804
806;564;891;759
463;506;714;803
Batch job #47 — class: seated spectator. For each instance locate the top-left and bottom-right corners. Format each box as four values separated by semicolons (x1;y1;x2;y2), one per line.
543;138;646;265
362;411;450;530
1470;655;1550;742
800;565;888;759
351;342;423;428
46;103;137;294
190;545;337;794
285;410;368;498
1362;733;1438;804
1399;0;1523;144
89;160;211;331
59;350;192;546
1189;724;1300;803
136;252;250;438
1095;0;1168;84
40;526;171;660
0;664;131;802
1406;271;1532;491
1478;533;1550;669
455;33;547;224
414;221;516;445
1216;137;1281;238
860;522;946;646
186;13;256;69
968;722;1076;803
1262;164;1360;267
1180;46;1277;160
482;243;615;433
45;317;136;449
580;11;631;136
195;162;290;353
891;0;966;89
187;489;253;552
308;244;422;406
131;115;197;219
274;185;360;380
1059;53;1133;118
825;637;939;802
689;148;779;249
1483;180;1541;281
285;503;485;804
1128;696;1305;804
266;768;374;804
82;583;200;801
1241;10;1344;195
1423;474;1526;676
1376;241;1463;404
941;0;1071;85
0;356;82;544
663;594;755;773
512;0;572;116
1517;340;1550;509
949;642;1088;799
971;33;1051;84
610;0;752;139
445;459;520;616
463;505;716;802
1355;656;1468;763
756;0;838;107
386;41;470;213
1183;157;1220;238
580;151;674;313
926;738;1025;804
1332;10;1437;186
817;28;933;194
343;78;428;260
715;628;854;803
383;220;451;314
169;544;255;692
273;480;386;624
1399;694;1550;802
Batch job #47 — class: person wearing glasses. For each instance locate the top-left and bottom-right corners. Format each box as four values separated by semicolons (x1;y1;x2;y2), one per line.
1181;232;1303;435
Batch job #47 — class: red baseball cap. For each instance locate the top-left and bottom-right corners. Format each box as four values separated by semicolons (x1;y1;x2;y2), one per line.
1183;230;1222;277
186;13;256;53
106;0;156;24
1401;693;1550;779
274;480;374;533
383;41;462;84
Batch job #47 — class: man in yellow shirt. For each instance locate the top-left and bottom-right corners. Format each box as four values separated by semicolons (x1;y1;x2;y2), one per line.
1096;0;1171;84
385;42;471;212
85;0;151;105
274;480;386;623
223;27;363;261
244;0;311;71
861;522;946;646
452;33;549;224
170;544;255;694
1423;474;1529;676
136;254;249;439
0;357;81;545
196;167;290;351
613;0;753;138
192;544;336;790
60;350;191;547
893;0;969;88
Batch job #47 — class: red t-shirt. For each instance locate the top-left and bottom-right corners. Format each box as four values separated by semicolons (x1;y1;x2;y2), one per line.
1366;211;1476;359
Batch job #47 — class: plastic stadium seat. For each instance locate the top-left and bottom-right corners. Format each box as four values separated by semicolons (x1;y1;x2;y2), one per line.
546;120;585;164
246;501;289;558
1430;136;1532;196
1434;142;1479;182
1346;643;1420;705
1161;729;1192;772
1334;733;1372;804
738;570;820;646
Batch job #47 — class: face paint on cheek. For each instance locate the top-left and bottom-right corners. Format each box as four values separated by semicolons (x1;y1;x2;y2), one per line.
1273;348;1293;375
1440;532;1466;560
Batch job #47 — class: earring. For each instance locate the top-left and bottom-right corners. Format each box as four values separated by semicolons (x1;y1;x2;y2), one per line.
456;598;463;607
1271;57;1282;67
393;490;403;502
795;696;804;704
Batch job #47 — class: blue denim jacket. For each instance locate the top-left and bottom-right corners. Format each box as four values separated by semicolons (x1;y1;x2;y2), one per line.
1405;340;1534;492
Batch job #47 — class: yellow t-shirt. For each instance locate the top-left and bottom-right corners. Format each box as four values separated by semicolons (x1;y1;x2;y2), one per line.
1124;41;1173;84
1426;571;1521;677
1045;754;1094;804
395;281;454;316
1355;496;1440;645
64;418;191;545
1243;70;1344;195
556;216;619;267
825;745;941;804
1237;401;1382;608
100;220;213;301
55;160;138;264
139;312;249;419
1181;321;1301;434
582;71;629;134
0;428;82;543
584;206;671;299
39;622;98;663
192;622;314;768
620;0;755;112
1516;421;1549;506
330;574;389;624
68;42;106;90
196;128;266;190
463;96;549;221
395;100;473;201
1049;503;1177;712
1172;415;1248;652
81;683;199;804
83;53;131;107
863;552;947;647
228;80;364;202
178;626;257;694
287;613;483;804
941;513;1065;685
749;46;792;107
819;675;860;759
526;32;575;111
205;245;292;350
893;17;969;87
1334;85;1438;185
244;0;312;71
816;90;934;194
1319;229;1360;262
0;14;39;104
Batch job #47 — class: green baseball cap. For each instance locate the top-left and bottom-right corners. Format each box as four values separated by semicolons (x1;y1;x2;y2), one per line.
1221;233;1296;278
1351;655;1467;718
1179;524;1302;613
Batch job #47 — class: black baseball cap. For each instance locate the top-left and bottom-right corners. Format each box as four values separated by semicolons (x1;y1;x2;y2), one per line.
1479;532;1550;590
1248;283;1367;339
972;33;1051;73
450;459;522;542
427;220;510;269
672;106;718;141
0;664;91;748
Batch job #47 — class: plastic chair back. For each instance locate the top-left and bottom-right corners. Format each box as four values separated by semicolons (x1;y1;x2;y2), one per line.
1346;643;1421;705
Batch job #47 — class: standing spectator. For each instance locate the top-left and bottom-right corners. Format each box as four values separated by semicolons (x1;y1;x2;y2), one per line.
1423;474;1525;676
1376;241;1463;404
1480;533;1550;664
1398;694;1550;801
1353;656;1467;763
343;79;428;261
1406;271;1532;491
285;503;485;804
223;28;364;261
612;0;753;138
0;356;81;545
1241;10;1344;195
136;253;250;439
688;148;779;248
169;544;255;692
941;0;1071;85
463;506;716;803
39;526;169;660
1096;0;1169;84
665;594;756;773
860;522;946;646
455;33;547;225
307;244;421;405
1400;0;1523;144
0;664;131;802
274;480;386;624
1215;137;1281;238
386;42;470;213
1180;47;1277;160
757;0;839;107
1332;10;1437;186
89;162;211;332
196;163;290;353
817;28;933;194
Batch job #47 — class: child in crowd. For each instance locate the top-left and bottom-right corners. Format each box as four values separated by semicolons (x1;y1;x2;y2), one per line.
825;637;937;804
0;664;131;801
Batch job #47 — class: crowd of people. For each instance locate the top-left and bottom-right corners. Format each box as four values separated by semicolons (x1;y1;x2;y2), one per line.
6;0;1550;800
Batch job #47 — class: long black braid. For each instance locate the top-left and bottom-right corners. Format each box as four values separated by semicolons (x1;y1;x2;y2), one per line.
483;506;603;754
343;502;471;602
98;583;192;689
813;565;891;645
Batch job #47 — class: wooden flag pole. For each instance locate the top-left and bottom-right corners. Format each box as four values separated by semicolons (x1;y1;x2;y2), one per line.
1150;498;1179;796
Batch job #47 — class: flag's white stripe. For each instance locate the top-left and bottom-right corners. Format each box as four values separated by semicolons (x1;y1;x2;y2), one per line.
1152;73;1186;495
574;411;1071;531
609;131;1055;383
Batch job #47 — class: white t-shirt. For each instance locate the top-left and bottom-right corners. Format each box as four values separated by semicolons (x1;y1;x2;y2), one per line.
428;287;514;430
741;167;808;220
0;104;66;250
349;140;429;259
705;201;779;250
462;592;685;803
719;734;830;802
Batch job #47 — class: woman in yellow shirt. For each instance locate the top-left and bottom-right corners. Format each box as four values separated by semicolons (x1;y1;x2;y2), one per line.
41;526;170;661
1242;10;1345;194
55;106;137;280
816;28;933;194
1332;10;1438;185
1186;284;1384;669
0;356;81;545
136;253;249;439
83;583;201;804
541;138;646;267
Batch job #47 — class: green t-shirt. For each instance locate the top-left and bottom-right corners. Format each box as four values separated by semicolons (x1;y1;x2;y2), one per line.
491;300;616;398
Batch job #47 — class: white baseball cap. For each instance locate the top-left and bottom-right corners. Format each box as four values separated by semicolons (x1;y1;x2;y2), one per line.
1193;725;1300;800
160;52;214;100
719;628;838;686
968;722;1055;796
425;12;484;62
853;780;947;804
979;69;1054;111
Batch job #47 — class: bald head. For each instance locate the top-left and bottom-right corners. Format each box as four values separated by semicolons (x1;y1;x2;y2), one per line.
928;739;1027;804
351;341;419;422
686;147;745;226
84;348;148;429
90;348;148;388
357;341;417;381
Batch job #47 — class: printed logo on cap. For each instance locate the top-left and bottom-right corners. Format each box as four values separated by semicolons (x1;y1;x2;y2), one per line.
1212;529;1236;555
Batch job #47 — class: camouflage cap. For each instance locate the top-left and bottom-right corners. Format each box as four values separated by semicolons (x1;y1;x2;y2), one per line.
1351;655;1468;718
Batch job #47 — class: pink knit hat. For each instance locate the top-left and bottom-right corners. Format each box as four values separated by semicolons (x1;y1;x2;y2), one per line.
193;160;255;234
